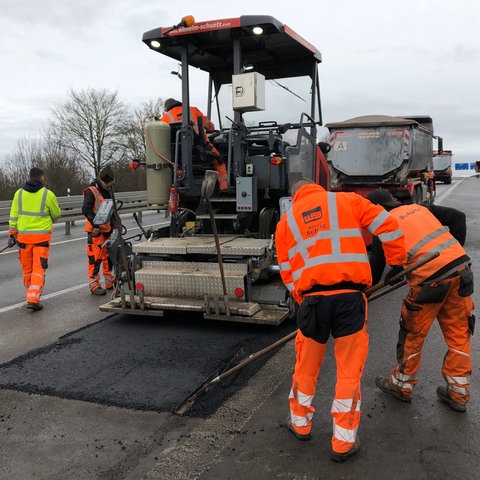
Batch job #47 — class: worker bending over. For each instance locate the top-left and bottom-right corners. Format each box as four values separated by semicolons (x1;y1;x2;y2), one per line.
275;178;406;462
367;189;474;412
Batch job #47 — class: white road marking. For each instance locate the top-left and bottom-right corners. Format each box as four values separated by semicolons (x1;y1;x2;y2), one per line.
0;283;89;313
435;177;464;204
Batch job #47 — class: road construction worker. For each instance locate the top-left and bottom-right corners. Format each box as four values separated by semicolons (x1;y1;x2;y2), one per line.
82;167;115;295
275;178;407;463
161;98;228;191
8;167;61;310
367;188;474;412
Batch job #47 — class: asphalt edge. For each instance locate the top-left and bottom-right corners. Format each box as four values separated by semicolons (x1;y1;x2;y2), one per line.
143;338;295;480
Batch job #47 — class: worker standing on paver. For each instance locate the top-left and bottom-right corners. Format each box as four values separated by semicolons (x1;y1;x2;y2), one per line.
8;167;61;310
367;188;474;412
82;167;116;295
275;178;407;462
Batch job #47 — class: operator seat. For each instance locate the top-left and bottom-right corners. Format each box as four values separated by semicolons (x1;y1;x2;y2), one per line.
167;120;213;177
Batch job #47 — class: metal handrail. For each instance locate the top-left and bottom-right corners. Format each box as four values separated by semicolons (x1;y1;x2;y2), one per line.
0;190;150;235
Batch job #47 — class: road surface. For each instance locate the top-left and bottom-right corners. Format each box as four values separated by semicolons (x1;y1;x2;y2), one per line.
0;178;479;479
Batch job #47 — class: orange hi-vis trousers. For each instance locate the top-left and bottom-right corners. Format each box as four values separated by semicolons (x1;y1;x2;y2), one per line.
289;301;369;454
86;233;114;292
18;242;49;305
212;159;228;191
390;275;473;405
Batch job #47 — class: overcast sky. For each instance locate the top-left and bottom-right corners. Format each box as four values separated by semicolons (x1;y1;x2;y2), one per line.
1;0;479;164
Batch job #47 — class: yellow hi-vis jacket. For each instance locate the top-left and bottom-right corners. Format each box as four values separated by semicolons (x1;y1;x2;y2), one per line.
8;187;61;243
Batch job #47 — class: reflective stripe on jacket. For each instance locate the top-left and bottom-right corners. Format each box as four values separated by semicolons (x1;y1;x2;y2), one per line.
161;106;215;134
83;186;111;233
161;106;219;157
9;187;61;243
390;204;469;286
275;184;406;304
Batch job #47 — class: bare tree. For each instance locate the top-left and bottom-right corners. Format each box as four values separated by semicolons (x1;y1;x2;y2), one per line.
41;128;89;195
2;136;42;189
123;98;164;163
106;98;164;192
50;88;130;177
0;132;88;199
0;167;16;201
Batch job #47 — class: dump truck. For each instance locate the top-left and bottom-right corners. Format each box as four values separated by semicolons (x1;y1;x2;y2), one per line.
433;149;453;184
325;114;442;205
99;15;330;325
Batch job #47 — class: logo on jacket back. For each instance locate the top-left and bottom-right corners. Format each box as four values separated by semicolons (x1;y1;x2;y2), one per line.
302;206;322;224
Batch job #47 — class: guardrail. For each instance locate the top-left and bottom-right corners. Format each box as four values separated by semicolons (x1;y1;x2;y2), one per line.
0;191;150;235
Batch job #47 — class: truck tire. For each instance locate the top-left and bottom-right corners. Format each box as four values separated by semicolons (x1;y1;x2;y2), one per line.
412;186;421;204
259;208;279;239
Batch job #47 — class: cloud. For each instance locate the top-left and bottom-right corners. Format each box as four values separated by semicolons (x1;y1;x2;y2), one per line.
0;0;479;164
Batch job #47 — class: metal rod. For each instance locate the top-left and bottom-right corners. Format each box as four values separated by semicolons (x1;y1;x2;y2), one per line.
206;198;228;296
176;329;298;416
366;251;439;296
175;251;440;415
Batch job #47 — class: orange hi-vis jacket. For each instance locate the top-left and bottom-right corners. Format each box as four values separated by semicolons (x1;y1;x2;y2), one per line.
389;204;470;286
275;184;407;304
83;186;112;233
161;106;220;157
161;105;215;134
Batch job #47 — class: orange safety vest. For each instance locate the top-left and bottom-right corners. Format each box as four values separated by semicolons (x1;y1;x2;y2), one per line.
390;204;469;286
161;105;215;134
275;184;406;303
161;106;220;157
83;186;112;233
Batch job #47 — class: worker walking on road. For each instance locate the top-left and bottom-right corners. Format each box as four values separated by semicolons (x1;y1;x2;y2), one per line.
161;98;228;191
367;189;474;412
275;178;407;462
8;167;61;310
82;167;116;296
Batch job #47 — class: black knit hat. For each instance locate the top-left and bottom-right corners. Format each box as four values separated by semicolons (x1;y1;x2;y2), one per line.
366;189;401;208
29;167;44;179
164;98;182;111
99;167;115;183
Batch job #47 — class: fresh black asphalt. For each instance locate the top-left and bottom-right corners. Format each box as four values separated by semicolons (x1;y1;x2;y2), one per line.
0;313;296;417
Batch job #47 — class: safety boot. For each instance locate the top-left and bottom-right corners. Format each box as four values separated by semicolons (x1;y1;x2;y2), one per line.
286;416;311;441
26;302;43;311
329;439;361;463
436;386;466;412
375;376;411;402
91;286;106;296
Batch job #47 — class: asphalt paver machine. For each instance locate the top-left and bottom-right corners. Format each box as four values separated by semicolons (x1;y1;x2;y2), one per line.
100;15;330;325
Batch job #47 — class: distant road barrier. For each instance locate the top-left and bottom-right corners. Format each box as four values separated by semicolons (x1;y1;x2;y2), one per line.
0;191;151;235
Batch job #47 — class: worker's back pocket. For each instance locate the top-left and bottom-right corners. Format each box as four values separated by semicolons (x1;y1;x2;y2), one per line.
459;267;474;297
297;292;365;343
415;282;450;303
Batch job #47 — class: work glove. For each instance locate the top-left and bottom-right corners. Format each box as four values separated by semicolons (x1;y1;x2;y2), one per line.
384;265;405;285
92;228;101;237
7;235;17;248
